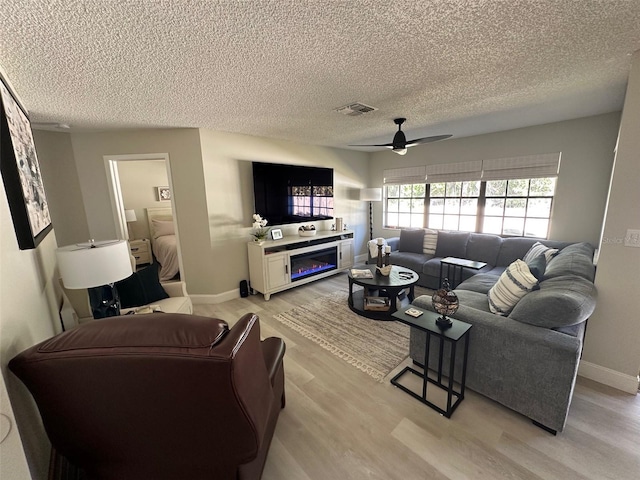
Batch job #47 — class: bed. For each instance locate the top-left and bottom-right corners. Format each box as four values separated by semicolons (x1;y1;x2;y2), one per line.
146;207;180;282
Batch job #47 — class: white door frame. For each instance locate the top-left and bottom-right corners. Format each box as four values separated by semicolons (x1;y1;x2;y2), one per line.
104;153;184;277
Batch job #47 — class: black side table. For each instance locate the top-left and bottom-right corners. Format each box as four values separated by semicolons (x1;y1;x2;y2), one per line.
391;307;472;418
439;256;487;288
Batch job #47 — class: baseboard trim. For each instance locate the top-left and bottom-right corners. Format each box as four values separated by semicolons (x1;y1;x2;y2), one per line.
578;360;639;394
191;289;239;305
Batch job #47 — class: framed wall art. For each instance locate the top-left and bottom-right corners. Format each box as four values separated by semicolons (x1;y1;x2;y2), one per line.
156;186;171;201
0;74;53;250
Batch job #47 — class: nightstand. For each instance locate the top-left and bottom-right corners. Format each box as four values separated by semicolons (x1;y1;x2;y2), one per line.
129;238;151;266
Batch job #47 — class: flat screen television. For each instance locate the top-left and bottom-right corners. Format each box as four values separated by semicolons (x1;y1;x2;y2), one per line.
252;162;334;226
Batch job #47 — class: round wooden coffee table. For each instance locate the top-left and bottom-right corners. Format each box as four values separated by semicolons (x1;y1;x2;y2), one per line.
347;265;419;320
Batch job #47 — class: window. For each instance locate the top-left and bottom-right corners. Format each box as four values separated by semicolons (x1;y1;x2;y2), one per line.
483;178;555;238
428;181;480;232
385;184;426;228
384;177;556;238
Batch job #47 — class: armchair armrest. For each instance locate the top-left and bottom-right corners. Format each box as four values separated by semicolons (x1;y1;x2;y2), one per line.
160;281;188;298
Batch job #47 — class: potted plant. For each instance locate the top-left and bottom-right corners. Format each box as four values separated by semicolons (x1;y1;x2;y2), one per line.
251;214;270;244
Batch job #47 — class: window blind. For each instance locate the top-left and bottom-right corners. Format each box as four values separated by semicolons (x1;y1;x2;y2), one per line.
425;160;483;183
481;153;561;180
383;166;426;184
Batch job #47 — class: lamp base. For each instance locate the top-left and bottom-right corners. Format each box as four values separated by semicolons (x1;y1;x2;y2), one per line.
436;315;453;330
88;284;121;319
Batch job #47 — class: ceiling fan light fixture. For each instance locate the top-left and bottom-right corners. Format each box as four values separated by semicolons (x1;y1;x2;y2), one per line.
393;147;407;155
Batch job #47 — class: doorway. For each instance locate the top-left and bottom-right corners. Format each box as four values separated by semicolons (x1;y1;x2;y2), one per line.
104;153;184;280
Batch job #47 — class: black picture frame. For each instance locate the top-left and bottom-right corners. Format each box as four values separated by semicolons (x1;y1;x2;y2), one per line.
0;74;53;250
270;228;283;240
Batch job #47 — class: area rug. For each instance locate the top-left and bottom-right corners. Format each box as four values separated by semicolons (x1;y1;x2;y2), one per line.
273;290;410;382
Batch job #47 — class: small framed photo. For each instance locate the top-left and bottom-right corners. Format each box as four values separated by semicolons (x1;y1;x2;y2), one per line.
156;186;171;201
270;228;283;240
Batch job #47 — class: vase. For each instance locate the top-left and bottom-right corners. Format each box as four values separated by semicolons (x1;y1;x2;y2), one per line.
253;238;266;245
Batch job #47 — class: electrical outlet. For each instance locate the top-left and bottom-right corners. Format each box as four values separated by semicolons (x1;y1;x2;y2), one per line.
624;229;640;248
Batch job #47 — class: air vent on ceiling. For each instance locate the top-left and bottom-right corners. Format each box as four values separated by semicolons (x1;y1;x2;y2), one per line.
334;102;378;116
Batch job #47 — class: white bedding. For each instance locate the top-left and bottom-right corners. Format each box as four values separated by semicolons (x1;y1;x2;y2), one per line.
153;234;180;281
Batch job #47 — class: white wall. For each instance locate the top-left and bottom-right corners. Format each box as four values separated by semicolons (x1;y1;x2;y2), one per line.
32;130;89;247
1;158;61;480
198;129;371;296
581;51;640;392
368;112;621;245
118;160;169;240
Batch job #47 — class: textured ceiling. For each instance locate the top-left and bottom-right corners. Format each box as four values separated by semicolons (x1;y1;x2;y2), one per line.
1;0;640;150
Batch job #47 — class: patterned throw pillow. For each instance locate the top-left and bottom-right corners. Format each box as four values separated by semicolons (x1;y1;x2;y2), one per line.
488;259;539;315
422;228;438;255
523;241;558;263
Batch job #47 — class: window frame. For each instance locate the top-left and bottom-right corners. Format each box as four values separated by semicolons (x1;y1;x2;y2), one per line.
383;177;556;238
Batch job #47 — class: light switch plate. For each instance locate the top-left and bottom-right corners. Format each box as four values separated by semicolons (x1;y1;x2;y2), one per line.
624;229;640;247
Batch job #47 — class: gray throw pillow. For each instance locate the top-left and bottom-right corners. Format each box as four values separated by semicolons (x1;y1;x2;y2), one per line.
526;254;547;281
398;229;425;254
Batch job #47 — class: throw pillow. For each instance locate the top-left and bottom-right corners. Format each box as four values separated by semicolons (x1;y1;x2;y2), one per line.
398;229;425;254
422;228;438;255
526;253;547;281
152;219;175;239
488;259;539;316
523;241;558;263
116;263;169;309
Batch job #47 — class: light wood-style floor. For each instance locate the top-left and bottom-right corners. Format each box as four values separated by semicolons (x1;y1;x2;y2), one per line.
194;273;640;480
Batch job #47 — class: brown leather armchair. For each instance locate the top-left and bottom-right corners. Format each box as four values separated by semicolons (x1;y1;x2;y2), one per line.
9;312;285;480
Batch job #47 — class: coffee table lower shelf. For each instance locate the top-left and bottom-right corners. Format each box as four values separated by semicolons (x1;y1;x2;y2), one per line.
348;289;411;321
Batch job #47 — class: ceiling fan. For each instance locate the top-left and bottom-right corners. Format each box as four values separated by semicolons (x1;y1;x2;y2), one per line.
351;118;452;155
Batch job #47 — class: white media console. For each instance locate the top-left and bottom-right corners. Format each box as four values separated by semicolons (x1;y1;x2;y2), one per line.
247;230;354;300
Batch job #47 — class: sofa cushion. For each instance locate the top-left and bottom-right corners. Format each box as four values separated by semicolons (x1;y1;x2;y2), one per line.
116;263;169;309
422;228;438;255
456;273;501;294
389;251;432;273
523;241;559;263
488;260;539;315
510;275;597;328
398;229;425;254
434;231;469;258
466;233;502;265
526;254;547;281
544;242;595;282
496;238;568;267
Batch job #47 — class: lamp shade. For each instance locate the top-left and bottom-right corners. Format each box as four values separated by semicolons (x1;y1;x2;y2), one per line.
359;188;382;202
125;209;137;223
57;240;133;289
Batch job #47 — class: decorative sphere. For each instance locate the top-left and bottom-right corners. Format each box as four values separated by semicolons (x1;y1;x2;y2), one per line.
432;279;459;317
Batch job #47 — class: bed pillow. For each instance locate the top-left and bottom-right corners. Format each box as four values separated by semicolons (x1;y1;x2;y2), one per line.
398;229;425;254
152;219;175;239
523;241;558;263
488;259;539;316
422;228;438;255
116;263;169;308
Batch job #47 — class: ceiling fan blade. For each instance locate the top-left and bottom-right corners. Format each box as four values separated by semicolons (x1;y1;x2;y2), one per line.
405;134;453;146
349;142;394;147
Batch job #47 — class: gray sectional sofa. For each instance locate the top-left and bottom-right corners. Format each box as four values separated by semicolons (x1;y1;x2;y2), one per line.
380;230;597;433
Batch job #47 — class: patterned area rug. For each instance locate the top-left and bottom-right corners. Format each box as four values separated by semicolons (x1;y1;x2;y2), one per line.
273;290;410;382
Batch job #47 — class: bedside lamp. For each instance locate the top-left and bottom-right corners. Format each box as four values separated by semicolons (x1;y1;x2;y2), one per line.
56;240;133;319
360;188;382;241
125;209;137;240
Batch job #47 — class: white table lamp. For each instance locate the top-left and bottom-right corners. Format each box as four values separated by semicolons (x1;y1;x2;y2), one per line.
56;240;133;319
125;209;137;240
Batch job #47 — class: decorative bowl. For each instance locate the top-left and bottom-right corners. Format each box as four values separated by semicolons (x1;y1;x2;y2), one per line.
376;265;392;276
299;230;317;237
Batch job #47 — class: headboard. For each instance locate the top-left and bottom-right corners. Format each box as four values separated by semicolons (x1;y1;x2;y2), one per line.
145;207;173;246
